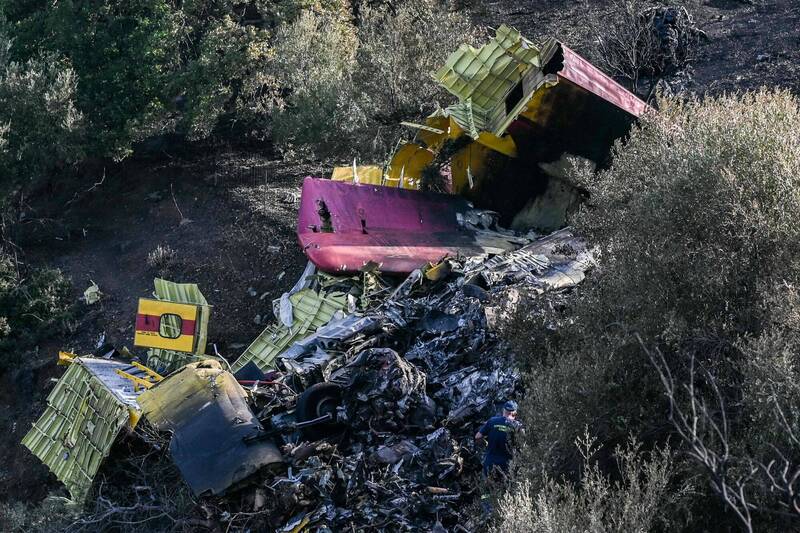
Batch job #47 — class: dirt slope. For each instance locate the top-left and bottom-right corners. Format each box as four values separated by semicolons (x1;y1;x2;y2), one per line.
0;153;315;503
475;0;800;96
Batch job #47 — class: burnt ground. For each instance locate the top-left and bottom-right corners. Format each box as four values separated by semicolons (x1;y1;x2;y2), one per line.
475;0;800;96
2;0;799;520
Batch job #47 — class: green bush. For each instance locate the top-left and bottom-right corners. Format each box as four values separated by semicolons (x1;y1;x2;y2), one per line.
174;14;275;141
0;249;72;372
0;33;84;189
270;8;361;159
0;497;76;533
0;0;481;171
354;0;480;153
4;0;181;159
505;90;800;530
493;436;686;533
1;1;350;161
271;0;481;160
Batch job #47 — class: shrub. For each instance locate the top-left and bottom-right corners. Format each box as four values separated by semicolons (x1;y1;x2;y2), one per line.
146;244;178;277
354;0;481;154
505;90;800;530
1;1;335;159
0;249;72;373
576;91;800;344
269;8;361;159
0;33;84;189
4;1;181;159
271;0;481;160
0;1;481;166
173;15;275;141
493;435;685;533
0;497;75;533
584;0;704;94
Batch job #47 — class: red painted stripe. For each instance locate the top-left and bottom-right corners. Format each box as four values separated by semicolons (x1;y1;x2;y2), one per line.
559;45;651;118
135;314;196;336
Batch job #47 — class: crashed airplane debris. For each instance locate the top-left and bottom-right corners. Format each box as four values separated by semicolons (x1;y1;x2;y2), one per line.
297;177;523;274
309;24;647;274
137;360;283;496
23;24;638;531
136;278;212;373
248;233;592;530
232;287;348;373
21;356;161;501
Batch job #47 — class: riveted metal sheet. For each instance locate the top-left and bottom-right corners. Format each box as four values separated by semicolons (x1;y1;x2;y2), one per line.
231;289;347;373
147;278;211;373
152;278;208;305
21;358;144;502
434;25;543;137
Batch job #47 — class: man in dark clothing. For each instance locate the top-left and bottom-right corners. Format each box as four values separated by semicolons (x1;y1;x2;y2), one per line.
475;400;522;514
475;400;521;475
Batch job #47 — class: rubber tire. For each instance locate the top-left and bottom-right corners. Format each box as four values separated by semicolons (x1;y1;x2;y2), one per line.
295;382;343;440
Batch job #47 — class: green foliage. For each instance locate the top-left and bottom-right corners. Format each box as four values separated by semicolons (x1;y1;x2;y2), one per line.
505;90;800;529
270;8;361;158
0;33;84;188
736;285;800;456
355;0;478;129
575;91;800;343
0;0;373;161
5;0;181;158
0;496;76;532
494;436;686;533
271;0;481;160
0;249;72;372
0;0;481;172
175;14;275;140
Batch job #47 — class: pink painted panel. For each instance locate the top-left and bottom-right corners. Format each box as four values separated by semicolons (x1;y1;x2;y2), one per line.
558;45;651;118
297;178;485;273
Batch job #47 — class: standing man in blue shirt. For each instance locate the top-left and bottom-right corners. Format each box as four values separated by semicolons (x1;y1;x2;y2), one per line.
476;400;522;475
475;400;522;513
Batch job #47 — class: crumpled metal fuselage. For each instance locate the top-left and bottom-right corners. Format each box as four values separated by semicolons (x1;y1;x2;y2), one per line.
298;27;649;274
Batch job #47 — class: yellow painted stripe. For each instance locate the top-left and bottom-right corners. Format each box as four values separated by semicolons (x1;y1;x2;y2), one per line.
134;330;195;352
137;298;198;321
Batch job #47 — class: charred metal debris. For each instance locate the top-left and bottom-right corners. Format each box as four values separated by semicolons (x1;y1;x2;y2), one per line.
21;24;647;531
23;230;593;531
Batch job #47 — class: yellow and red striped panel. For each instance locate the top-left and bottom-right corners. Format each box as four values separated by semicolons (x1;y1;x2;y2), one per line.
134;299;200;353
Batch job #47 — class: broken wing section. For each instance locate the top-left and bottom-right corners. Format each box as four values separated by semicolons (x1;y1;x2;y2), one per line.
137;360;283;496
21;358;148;502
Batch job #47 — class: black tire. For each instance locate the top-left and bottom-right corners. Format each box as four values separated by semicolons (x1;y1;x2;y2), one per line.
295;382;343;440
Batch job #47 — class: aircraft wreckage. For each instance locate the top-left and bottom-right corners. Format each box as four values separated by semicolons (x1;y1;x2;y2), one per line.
22;26;647;531
300;25;648;274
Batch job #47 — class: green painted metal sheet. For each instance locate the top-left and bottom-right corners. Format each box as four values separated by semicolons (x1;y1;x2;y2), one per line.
231;289;347;373
152;278;208;305
433;24;543;137
21;359;141;502
147;278;211;373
